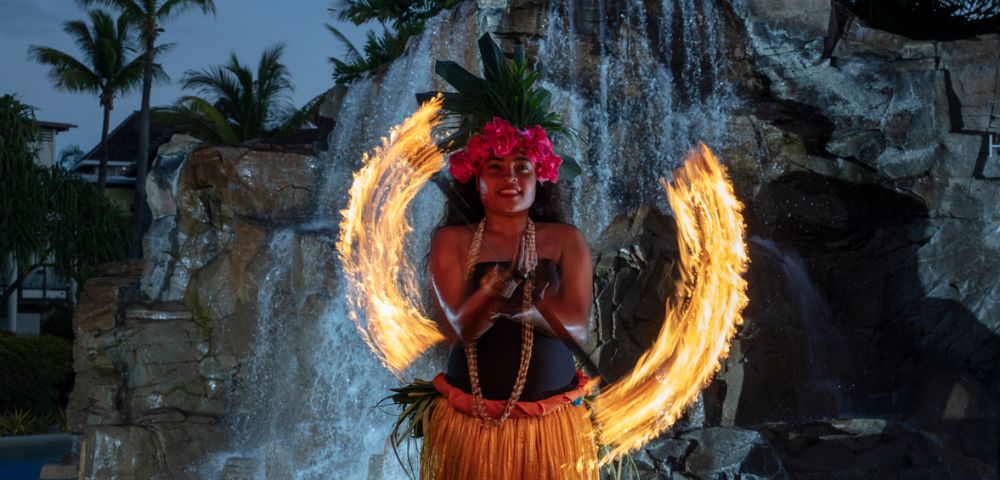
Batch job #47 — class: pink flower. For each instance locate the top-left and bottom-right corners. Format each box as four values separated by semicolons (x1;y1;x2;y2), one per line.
481;117;518;157
447;150;476;183
446;121;563;184
536;153;562;183
465;135;490;164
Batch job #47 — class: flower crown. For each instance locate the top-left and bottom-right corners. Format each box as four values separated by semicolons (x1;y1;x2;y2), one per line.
448;117;562;183
416;34;582;185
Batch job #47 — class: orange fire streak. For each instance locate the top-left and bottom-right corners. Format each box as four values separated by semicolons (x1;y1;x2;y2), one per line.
339;97;746;463
337;95;446;376
591;143;749;464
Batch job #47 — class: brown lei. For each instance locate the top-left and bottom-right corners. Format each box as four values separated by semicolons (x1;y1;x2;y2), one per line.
461;218;536;428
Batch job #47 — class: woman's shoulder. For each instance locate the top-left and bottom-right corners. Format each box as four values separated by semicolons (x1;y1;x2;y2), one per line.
535;222;587;260
535;221;584;240
431;224;475;249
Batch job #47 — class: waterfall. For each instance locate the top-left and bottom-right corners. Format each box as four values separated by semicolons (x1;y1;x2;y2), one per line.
751;236;855;417
536;0;736;239
205;1;743;477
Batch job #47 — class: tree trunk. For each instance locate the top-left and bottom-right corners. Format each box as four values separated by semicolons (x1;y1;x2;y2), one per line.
3;252;16;332
98;104;110;191
130;34;155;259
0;258;46;307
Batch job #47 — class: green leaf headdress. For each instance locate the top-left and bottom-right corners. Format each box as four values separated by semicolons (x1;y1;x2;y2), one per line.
416;33;582;182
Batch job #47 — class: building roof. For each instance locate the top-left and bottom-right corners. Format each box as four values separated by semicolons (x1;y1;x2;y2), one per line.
37;120;76;132
81;111;183;165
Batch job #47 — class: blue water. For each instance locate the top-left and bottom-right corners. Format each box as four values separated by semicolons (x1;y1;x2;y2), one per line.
0;443;72;480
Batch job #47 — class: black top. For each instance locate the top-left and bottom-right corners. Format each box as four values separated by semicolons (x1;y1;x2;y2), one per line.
445;259;578;401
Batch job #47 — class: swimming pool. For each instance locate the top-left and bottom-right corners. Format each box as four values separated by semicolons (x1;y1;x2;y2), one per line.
0;434;76;480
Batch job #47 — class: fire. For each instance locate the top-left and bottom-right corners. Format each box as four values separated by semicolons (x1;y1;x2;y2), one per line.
337;95;446;376
591;143;749;464
338;96;747;462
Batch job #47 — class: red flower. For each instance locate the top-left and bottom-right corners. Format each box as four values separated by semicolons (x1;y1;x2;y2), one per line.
447;150;476;183
447;121;563;184
465;135;490;164
481;117;518;157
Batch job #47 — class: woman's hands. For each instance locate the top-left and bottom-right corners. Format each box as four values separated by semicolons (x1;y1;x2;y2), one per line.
479;265;520;299
479;230;537;299
430;222;589;346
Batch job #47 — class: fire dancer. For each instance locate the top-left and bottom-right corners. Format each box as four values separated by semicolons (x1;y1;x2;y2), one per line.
404;34;599;478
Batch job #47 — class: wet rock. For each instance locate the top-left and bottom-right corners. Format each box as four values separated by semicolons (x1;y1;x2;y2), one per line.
760;419;997;479
122;316;225;421
681;427;785;479
589;204;679;382
78;424;222;480
79;426;157;479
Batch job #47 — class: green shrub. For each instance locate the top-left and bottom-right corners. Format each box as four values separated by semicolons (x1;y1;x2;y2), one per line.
0;332;74;419
41;303;75;341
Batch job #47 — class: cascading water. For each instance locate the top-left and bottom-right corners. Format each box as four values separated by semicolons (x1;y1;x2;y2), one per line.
751;236;856;418
535;0;736;239
207;1;744;478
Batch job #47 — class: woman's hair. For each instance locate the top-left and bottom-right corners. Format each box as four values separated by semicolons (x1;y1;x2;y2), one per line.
435;178;565;228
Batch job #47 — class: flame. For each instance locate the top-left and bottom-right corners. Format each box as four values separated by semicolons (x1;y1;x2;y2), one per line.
337;95;446;376
591;143;749;464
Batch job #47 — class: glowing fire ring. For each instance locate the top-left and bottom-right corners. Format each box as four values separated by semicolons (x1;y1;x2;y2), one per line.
337;95;447;376
338;99;749;463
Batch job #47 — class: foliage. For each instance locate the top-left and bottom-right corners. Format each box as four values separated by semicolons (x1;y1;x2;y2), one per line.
78;0;217;256
847;0;1000;40
379;378;438;478
0;407;67;436
0;408;35;436
28;9;163;190
327;0;464;84
1;95;132;306
0;95;44;267
77;0;217;41
153;44;315;143
27;9;155;109
58;144;85;170
42;303;76;341
0;333;74;421
416;34;582;181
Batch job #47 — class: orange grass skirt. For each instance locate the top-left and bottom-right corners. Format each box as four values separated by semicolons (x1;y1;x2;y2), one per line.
419;374;599;480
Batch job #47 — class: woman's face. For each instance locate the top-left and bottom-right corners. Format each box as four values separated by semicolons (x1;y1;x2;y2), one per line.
477;153;537;215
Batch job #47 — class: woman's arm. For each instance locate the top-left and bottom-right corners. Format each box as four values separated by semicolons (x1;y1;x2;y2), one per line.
514;225;592;347
429;226;512;344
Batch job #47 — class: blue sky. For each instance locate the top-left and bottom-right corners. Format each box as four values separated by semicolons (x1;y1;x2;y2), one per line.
1;0;373;156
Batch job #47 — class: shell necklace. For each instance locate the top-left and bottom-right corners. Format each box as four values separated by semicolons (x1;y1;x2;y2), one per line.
462;217;536;428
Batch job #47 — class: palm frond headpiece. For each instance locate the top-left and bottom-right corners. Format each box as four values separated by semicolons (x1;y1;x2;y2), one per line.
416;33;581;182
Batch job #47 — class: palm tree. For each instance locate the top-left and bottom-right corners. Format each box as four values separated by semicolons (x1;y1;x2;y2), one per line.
28;10;154;190
156;44;316;143
78;0;217;258
327;0;463;84
58;145;85;170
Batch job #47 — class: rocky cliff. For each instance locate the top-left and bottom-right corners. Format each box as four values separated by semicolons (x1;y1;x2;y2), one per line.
67;0;998;478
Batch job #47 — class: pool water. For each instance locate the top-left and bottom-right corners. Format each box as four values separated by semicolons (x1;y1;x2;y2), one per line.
0;439;74;480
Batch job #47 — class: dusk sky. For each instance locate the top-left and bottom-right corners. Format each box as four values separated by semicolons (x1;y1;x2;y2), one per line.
1;0;374;157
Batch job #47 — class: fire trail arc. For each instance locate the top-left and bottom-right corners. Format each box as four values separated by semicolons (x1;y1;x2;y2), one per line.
337;98;749;463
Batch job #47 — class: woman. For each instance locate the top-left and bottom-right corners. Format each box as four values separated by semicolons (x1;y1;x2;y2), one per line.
391;33;599;479
418;115;599;478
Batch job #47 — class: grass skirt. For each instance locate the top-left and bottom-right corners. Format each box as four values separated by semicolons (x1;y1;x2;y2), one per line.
419;392;599;479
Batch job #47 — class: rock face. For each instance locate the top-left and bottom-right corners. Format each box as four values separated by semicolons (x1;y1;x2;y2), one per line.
560;0;999;476
68;136;341;479
68;0;1000;478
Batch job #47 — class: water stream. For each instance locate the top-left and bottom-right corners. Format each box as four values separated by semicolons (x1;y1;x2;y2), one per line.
206;1;744;477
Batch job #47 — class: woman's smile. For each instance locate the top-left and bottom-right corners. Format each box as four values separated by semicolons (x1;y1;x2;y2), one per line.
497;186;521;197
477;153;537;212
